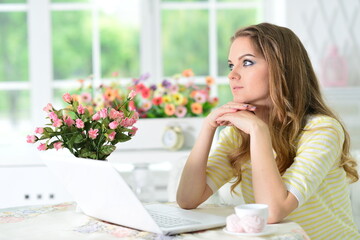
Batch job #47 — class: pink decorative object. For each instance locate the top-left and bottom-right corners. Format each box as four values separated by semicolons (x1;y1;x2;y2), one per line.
320;45;348;87
226;214;244;233
240;215;266;233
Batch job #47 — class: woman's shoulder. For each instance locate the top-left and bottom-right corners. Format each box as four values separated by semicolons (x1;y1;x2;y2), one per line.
304;114;343;131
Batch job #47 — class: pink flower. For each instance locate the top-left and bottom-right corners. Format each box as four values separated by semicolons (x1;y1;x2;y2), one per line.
76;119;84;128
175;106;187;118
37;143;47;151
109;108;124;120
194;92;206;103
130;127;138;136
88;128;99;139
26;135;37;143
77;104;85;114
141;101;152;111
92;112;101;121
81;92;92;103
108;131;116;141
127;90;137;100
52;118;63;127
62;93;72;103
109;121;119;129
128;100;136;111
48;112;58;121
54;142;63;151
43;103;53;112
63;115;75;126
35;127;44;134
99;108;108;119
120;118;135;127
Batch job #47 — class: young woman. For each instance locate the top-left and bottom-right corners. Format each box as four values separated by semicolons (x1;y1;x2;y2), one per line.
176;23;360;240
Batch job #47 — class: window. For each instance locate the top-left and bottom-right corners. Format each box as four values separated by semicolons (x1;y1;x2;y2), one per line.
0;0;262;162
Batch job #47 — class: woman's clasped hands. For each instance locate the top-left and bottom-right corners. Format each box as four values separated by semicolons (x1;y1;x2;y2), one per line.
206;102;260;135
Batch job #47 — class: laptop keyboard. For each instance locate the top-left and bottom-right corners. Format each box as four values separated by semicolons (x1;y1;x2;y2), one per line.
147;209;201;228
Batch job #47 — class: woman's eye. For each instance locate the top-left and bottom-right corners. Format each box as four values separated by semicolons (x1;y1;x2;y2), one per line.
228;64;234;70
243;60;254;66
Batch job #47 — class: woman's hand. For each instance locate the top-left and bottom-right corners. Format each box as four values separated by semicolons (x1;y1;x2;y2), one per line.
215;102;264;134
205;102;256;129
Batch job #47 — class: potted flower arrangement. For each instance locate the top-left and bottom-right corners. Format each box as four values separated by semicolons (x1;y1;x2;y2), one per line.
26;91;138;160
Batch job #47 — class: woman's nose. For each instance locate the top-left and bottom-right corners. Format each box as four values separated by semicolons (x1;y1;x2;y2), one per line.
228;69;240;81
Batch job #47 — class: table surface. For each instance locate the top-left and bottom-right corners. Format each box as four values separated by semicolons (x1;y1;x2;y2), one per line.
0;202;310;240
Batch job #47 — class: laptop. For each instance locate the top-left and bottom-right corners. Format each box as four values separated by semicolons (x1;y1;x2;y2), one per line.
42;152;226;235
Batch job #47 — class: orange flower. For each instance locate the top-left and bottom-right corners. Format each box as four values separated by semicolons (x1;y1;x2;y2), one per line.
104;88;117;101
190;90;198;98
205;76;215;86
164;104;175;116
191;102;203;115
182;69;194;77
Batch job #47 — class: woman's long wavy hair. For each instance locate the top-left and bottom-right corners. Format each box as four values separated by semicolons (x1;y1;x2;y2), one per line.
228;23;358;193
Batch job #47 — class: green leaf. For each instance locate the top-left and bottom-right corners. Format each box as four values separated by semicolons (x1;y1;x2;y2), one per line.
100;145;116;156
114;132;131;142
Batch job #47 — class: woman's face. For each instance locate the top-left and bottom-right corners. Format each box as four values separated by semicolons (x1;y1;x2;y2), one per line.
227;37;270;106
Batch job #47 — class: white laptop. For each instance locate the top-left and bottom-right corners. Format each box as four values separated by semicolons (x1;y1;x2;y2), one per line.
42;153;226;235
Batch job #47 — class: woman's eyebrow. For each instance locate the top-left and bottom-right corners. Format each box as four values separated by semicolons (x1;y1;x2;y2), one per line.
228;53;256;63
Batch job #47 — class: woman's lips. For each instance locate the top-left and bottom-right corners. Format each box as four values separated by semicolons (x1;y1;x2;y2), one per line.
232;86;243;91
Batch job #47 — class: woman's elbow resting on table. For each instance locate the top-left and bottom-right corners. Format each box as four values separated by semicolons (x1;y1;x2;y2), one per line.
176;185;213;209
266;193;299;224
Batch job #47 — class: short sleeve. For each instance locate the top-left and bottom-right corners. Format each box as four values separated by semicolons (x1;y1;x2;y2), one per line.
282;116;345;207
206;127;239;193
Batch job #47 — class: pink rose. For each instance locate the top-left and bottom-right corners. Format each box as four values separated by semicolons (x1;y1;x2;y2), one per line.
35;127;44;134
77;104;85;114
75;119;84;128
109;109;124;120
26;135;37;143
88;128;99;139
48;112;58;121
130;127;138;136
37;143;47;151
108;131;116;141
63;115;75;126
127;90;137;100
226;214;244;233
62;93;72;103
43;103;53;113
120;118;136;127
92;112;101;121
52;118;63;127
99;108;108;119
54;142;63;150
109;121;119;130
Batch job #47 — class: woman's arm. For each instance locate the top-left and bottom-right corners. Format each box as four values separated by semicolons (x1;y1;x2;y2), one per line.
177;102;250;209
176;123;216;209
216;109;298;223
249;122;298;223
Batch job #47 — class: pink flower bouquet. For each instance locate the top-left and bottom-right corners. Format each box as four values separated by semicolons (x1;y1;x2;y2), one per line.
26;91;138;160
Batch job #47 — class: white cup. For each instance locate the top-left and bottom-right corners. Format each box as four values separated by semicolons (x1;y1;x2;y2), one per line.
234;204;268;233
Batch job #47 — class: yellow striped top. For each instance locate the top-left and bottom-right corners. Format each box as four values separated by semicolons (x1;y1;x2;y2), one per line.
206;115;360;240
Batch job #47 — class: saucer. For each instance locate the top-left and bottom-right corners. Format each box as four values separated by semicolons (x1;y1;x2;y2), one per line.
223;225;276;237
